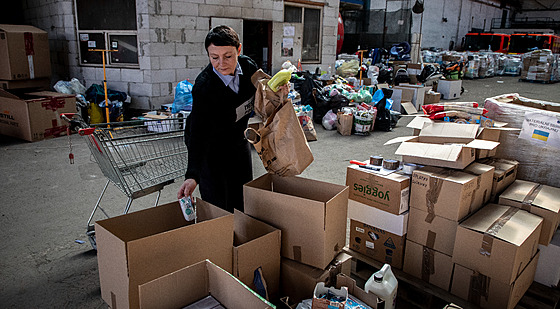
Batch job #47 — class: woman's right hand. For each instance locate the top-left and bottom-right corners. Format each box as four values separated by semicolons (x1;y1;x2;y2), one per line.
177;178;197;200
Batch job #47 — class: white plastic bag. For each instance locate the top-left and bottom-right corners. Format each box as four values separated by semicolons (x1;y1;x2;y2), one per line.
322;109;337;130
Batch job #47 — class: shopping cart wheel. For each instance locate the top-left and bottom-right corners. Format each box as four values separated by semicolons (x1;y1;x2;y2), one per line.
86;225;97;250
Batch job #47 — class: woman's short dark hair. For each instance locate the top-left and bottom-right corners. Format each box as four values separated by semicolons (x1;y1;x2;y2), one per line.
204;25;240;51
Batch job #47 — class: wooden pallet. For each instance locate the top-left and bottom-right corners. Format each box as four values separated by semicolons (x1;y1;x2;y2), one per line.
344;247;559;309
518;78;559;84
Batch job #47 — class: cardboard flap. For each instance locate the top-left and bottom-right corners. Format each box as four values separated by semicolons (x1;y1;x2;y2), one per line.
0;88;21;100
465;139;500;150
395;142;463;162
535;186;560;213
384;136;418;145
502;180;560;213
419;122;479;139
0;24;47;33
460;204;543;246
233;209;279;245
407;116;434;130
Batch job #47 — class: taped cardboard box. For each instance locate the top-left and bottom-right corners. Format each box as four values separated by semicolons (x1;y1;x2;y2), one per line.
410;163;494;222
244;174;348;269
96;199;234;309
0;24;51;80
534;229;560;287
233;210;281;302
406;206;458;256
477;158;518;200
0;89;76;142
498;180;560;246
450;251;540;309
348;199;408;269
138;259;274;309
452;204;542;284
346;163;410;215
403;239;454;291
280;253;352;305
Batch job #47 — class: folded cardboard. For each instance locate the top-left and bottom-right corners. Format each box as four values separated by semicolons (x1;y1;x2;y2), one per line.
346;164;410;215
452;204;543;284
534;228;560;287
406;206;458;256
96;199;234;309
335;274;378;309
403;239;454;291
233;210;281;302
477;158;519;200
0;24;51;80
312;283;348;309
280;253;352;305
410;164;493;222
348;199;408;269
450;251;540;309
0;89;76;141
138;259;274;309
499;180;560;246
437;80;462;100
244;174;348;269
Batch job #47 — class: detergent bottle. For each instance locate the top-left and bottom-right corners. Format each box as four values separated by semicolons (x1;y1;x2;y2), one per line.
365;264;398;309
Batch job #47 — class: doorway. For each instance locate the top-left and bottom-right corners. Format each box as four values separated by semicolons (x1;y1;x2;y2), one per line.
243;20;272;74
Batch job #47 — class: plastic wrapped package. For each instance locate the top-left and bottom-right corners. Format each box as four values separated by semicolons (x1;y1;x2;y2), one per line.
484;93;560;188
336;59;360;77
503;56;522;76
464;56;479;79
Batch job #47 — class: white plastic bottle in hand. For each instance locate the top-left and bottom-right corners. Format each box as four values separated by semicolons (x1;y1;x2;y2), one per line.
365;264;398;309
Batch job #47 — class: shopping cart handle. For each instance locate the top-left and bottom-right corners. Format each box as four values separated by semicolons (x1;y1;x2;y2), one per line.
60;113;76;121
79;128;96;136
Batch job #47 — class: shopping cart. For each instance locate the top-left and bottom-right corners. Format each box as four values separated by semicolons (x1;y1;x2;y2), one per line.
61;113;188;249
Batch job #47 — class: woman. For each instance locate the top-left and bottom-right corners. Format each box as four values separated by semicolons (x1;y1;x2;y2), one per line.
177;25;258;213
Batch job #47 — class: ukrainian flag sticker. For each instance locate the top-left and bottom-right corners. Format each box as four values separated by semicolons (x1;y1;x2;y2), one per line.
532;129;549;142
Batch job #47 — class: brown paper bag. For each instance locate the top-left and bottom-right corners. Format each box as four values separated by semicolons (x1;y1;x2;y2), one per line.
251;70;290;121
337;112;353;136
245;100;314;177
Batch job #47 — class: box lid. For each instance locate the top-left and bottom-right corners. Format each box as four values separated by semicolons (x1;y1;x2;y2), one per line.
500;180;560;214
407;116;434;130
419;122;479;142
460;204;543;246
395;142;464;162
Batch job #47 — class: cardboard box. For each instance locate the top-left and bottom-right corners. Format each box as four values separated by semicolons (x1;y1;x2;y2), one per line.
0;24;51;80
0;89;76;142
437;80;462;100
410;163;493;222
348;200;408;269
346;164;410;215
452;204;543;284
498;180;560;246
406;206;458;256
391;87;415;114
477;158;519;200
280;253;352;305
385;122;500;169
96;199;234;309
312;283;348;309
244;174;348;269
450;251;540;309
534;228;560;287
0;77;50;90
233;210;281;301
138;259;274;309
393;84;431;111
403;239;454;291
424;91;441;104
335;274;379;309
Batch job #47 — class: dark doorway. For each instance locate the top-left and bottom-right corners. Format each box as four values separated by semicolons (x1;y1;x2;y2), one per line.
243;20;272;74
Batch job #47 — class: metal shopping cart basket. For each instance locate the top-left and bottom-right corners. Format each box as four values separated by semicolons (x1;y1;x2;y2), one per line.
62;113;188;249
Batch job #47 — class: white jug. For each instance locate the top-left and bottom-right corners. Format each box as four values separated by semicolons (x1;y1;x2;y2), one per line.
365;264;398;309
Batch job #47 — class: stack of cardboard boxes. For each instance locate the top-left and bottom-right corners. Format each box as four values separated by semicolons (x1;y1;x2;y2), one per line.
520;49;560;83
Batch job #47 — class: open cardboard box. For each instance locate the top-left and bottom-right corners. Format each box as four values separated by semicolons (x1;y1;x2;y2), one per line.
96;199;234;309
244;174;348;269
499;180;560;246
138;259;274;309
452;204;542;285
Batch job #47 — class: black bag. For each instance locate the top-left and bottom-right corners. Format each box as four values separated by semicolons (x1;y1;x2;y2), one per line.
374;88;393;132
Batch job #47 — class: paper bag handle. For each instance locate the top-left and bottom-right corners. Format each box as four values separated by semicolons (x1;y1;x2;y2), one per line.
244;127;261;144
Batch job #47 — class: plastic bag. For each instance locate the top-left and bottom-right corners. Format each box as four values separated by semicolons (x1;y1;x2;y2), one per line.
172;80;194;113
353;109;374;135
322;109;337;130
374;88;393;132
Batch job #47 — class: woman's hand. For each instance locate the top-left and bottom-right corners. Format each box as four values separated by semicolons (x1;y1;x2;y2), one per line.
277;82;290;97
177;178;197;199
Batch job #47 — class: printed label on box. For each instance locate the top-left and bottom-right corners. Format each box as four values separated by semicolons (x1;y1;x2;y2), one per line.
519;112;560;149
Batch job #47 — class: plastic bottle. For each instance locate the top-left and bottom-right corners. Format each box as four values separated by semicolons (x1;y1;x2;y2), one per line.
365;264;398;309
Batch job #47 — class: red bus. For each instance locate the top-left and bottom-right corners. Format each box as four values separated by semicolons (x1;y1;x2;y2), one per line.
508;34;560;54
464;33;510;53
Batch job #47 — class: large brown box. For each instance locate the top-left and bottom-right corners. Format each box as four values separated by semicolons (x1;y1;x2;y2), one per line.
452;204;542;284
477;158;519;200
0;90;76;142
410;163;493;222
403;239;454;291
244;174;348;269
450;251;540;309
406;206;458;256
0;24;51;80
96;199;234;309
499;180;560;246
346;163;410;215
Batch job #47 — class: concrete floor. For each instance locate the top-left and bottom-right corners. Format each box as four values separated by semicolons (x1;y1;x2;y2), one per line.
1;76;559;308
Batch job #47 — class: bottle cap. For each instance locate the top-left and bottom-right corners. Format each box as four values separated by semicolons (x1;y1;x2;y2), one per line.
374;273;383;282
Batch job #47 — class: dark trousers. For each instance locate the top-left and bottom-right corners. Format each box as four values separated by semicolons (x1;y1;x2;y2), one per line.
199;141;253;213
